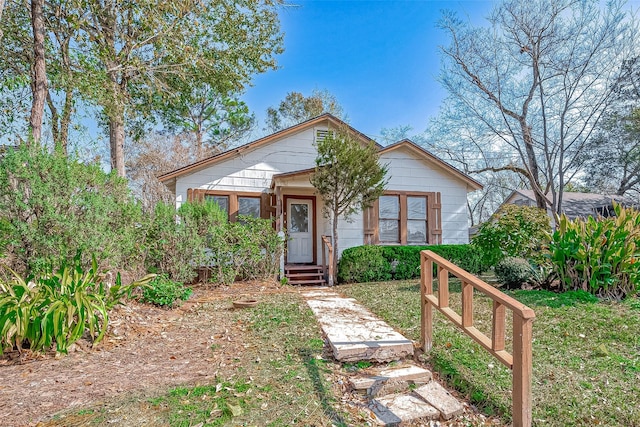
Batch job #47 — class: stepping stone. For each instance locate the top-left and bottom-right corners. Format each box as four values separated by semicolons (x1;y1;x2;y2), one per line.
351;364;433;397
370;393;440;426
414;381;464;420
305;295;413;362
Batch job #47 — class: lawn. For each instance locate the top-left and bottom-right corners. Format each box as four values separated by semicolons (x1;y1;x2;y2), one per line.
340;280;640;426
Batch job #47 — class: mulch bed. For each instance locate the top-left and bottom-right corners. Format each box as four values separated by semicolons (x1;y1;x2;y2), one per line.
0;281;286;427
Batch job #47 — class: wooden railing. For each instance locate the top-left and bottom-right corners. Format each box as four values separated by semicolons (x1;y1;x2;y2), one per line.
420;250;535;427
321;235;334;286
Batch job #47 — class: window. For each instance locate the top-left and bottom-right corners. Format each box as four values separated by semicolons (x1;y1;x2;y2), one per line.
369;192;440;245
379;195;400;243
238;196;261;218
407;196;427;243
205;195;229;219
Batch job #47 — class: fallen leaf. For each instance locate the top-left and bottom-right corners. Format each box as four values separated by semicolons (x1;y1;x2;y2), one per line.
228;403;243;417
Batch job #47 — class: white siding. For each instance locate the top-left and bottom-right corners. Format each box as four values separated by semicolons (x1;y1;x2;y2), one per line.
174;127;321;207
380;146;471;244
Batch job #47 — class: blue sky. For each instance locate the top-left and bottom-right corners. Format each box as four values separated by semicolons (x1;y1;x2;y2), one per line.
242;1;495;140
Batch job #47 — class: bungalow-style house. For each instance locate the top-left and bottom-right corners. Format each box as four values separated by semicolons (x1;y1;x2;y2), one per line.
159;114;482;284
504;189;637;220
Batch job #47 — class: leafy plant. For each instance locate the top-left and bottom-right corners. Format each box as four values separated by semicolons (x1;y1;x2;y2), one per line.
549;203;640;299
141;275;192;307
472;204;551;268
337;245;392;283
0;254;154;354
0;145;145;277
494;257;538;289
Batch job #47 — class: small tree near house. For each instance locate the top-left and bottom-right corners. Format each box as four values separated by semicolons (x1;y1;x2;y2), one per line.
311;127;388;285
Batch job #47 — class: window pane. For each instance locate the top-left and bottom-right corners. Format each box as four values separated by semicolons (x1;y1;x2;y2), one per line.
238;197;261;218
379;219;399;243
289;203;309;233
205;195;229;219
407;220;427;243
379;196;399;218
407;197;426;219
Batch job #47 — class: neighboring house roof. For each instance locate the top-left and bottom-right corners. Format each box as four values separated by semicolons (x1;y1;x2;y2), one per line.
504;189;637;219
158;113;380;183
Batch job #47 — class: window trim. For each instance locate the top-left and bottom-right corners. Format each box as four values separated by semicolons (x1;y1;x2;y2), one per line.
364;191;442;245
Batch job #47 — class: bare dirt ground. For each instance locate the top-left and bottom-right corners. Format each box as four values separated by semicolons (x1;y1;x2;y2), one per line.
0;281;292;427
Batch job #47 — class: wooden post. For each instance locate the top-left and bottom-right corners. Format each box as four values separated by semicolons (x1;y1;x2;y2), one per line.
492;301;506;352
437;265;449;308
461;281;473;328
420;253;433;352
327;240;334;287
512;315;533;427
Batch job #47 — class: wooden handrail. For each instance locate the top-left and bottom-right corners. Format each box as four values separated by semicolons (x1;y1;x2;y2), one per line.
420;250;534;427
321;235;334;286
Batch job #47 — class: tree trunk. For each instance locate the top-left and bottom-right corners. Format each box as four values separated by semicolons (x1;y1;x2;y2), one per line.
29;0;47;145
331;210;339;286
0;0;6;42
59;88;73;155
109;113;126;177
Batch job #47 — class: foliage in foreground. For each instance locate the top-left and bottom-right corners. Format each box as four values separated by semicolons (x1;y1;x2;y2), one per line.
337;244;485;283
145;200;283;285
141;275;192;308
0;145;144;277
0;256;154;354
549;203;640;299
472;204;551;268
341;280;640;426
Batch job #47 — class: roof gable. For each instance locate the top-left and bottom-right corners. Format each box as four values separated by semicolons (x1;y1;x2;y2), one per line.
379;139;483;191
158;113;378;183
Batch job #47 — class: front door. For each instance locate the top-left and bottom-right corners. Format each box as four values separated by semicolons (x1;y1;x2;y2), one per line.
286;198;314;263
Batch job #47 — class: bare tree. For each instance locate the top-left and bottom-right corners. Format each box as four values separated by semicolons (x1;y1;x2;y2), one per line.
438;0;637;214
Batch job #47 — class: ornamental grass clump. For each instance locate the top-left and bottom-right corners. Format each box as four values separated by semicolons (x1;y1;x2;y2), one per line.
549;203;640;299
0;255;154;355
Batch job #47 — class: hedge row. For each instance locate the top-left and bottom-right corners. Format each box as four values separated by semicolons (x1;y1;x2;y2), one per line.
337;244;486;283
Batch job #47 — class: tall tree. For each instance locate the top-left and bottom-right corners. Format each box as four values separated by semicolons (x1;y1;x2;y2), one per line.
266;89;345;132
310;127;388;284
438;0;637;214
72;0;282;177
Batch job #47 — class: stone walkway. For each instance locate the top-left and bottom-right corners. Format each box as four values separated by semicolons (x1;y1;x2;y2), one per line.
301;288;465;426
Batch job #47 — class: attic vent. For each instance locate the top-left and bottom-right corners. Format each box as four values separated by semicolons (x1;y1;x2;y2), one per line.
315;129;333;143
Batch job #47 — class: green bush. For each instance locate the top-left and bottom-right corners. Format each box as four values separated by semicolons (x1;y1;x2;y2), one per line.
145;201;283;285
141;275;192;307
472;204;551;268
0;255;154;354
549;204;640;299
337;245;392;283
337;244;486;283
494;257;538;289
0;145;145;276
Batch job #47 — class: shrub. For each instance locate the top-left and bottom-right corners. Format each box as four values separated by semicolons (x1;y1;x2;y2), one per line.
472;204;551;268
549;204;640;299
141;275;192;307
494;257;538;289
0;145;145;277
337;245;392;283
0;255;154;354
337;244;486;283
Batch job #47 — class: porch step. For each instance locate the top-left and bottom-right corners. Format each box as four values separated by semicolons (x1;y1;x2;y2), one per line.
285;265;326;286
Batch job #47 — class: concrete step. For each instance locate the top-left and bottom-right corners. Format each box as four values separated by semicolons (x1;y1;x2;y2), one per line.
413;381;464;420
350;364;432;397
370;393;440;426
289;279;327;286
303;294;413;362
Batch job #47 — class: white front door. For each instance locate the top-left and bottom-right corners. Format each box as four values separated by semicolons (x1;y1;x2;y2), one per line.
286;198;313;263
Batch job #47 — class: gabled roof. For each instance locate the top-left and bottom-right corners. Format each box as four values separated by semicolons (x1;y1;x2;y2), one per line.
379;139;483;191
505;189;638;219
158;113;379;183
